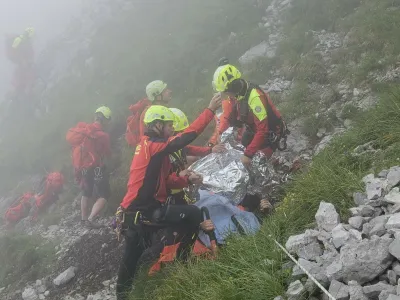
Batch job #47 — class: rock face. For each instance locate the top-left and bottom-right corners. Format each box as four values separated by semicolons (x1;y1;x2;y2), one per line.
53;266;77;286
239;41;276;65
315;202;340;232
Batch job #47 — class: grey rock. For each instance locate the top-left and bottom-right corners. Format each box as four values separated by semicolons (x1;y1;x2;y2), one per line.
349;281;368;300
368;198;386;207
328;280;349;300
397;279;400;296
360;205;376;217
286;280;305;300
316;250;338;266
316;202;340;232
354;192;368;206
369;215;391;237
379;170;390;178
351;205;376;217
387;166;400;187
386;214;400;230
363;174;375;184
332;224;350;248
53;266;76;286
375;207;384;217
349;229;362;241
285;231;322;261
388;270;397;285
349;216;365;230
273;297;284;300
393;261;400;276
366;178;387;200
239;41;275;65
385;188;400;205
44;291;49;297
387;295;400;300
304;278;318;294
292;259;328;286
362;282;396;298
390;204;400;214
327;237;393;284
22;288;38;300
380;290;394;300
389;239;400;260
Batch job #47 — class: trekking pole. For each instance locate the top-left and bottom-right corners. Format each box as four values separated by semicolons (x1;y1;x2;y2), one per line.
201;207;218;256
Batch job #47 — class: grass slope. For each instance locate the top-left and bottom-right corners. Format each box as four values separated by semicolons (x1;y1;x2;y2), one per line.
130;87;400;300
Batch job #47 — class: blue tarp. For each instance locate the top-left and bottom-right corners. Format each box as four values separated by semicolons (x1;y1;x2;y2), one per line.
195;189;260;247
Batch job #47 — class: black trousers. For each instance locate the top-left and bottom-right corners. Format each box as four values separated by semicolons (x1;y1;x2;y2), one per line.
116;204;202;300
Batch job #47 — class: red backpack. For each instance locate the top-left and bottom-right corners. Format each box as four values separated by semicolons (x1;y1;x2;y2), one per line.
126;98;151;147
66;122;101;171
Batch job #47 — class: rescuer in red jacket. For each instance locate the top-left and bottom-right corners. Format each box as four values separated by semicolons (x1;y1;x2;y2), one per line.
115;95;221;300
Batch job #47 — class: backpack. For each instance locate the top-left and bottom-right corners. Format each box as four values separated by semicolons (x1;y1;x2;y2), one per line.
4;193;34;224
66;122;101;171
126;98;151;147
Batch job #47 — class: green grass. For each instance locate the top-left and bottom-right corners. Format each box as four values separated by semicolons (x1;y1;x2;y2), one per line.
130;86;400;300
0;232;55;287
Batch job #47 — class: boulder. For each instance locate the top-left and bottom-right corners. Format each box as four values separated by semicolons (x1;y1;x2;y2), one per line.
292;259;328;285
327;237;393;284
388;270;397;285
389;239;400;260
349;281;368;300
53;266;77;286
386;214;400;231
393;261;400;277
367;215;391;237
354;192;368;206
332;224;350;248
286;280;305;300
285;231;322;261
328;280;349;300
362;282;396;298
366;178;387;200
387;295;400;300
387;166;400;188
22;288;38;300
238;41;275;65
385;188;400;205
380;291;395;300
316;202;340;232
379;170;389;178
349;216;365;230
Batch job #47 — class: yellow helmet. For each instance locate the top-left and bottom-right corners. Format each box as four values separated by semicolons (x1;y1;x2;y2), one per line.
146;80;168;101
25;27;35;38
170;108;189;132
144;105;176;125
212;64;241;92
95;106;112;119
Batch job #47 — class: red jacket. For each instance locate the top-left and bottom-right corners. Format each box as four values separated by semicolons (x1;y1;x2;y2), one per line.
241;89;281;158
120;108;215;213
126;98;152;147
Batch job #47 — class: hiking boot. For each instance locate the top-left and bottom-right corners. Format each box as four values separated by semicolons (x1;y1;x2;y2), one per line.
81;220;104;229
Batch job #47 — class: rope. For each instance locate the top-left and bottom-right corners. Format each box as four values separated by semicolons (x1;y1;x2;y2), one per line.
269;235;337;300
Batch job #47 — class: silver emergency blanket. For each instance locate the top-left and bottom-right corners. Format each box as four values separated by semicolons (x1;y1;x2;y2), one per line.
195;190;260;246
189;127;275;204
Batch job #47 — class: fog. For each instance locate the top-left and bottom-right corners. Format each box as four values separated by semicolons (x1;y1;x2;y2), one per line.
0;0;82;100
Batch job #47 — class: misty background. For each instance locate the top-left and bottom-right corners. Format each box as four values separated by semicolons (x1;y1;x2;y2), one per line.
0;0;82;100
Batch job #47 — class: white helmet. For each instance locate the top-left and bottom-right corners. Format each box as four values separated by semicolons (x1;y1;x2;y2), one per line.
146;80;168;101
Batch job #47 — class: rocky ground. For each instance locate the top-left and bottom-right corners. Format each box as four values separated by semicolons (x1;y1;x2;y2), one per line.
281;166;400;300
